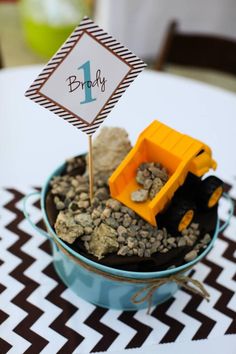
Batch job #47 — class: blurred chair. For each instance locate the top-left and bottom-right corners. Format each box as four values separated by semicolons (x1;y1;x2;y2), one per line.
154;20;236;76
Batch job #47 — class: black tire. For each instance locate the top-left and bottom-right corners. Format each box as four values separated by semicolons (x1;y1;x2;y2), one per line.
163;199;196;234
198;176;223;209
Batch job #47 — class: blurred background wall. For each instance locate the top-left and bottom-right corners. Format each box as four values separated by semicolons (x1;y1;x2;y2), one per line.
95;0;236;61
0;0;236;91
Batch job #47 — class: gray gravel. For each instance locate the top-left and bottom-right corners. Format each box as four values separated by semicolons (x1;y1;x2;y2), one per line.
131;162;169;202
51;158;211;261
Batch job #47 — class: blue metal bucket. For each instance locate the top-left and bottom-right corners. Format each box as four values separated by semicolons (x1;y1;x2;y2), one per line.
23;162;232;311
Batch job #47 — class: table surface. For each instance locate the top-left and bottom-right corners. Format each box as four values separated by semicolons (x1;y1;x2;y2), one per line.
0;66;236;354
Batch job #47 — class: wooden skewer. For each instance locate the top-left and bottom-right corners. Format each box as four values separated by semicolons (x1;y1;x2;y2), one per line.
88;135;94;203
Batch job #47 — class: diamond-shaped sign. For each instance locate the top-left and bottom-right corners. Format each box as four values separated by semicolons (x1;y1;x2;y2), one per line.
25;17;146;135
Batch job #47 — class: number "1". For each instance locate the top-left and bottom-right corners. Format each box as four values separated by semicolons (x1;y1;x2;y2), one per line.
78;60;96;105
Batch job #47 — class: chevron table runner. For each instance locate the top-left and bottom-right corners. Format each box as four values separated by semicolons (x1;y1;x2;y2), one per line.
0;180;235;354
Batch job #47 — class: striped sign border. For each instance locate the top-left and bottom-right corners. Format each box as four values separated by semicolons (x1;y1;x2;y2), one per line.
25;17;147;136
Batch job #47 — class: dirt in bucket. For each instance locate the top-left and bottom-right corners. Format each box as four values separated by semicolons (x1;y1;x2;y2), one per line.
45;127;218;272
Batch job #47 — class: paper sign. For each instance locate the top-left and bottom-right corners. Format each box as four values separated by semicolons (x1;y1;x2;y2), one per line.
25;17;146;135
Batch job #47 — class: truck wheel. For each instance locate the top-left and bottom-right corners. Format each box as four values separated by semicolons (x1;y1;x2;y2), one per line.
164;200;196;233
199;176;223;209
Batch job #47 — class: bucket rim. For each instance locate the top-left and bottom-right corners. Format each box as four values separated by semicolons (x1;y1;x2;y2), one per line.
41;160;220;280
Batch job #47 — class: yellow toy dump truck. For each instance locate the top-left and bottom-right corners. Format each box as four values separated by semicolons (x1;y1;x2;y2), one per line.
109;120;223;232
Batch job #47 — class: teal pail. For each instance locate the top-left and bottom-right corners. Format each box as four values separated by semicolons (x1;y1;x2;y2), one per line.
23;162;232;311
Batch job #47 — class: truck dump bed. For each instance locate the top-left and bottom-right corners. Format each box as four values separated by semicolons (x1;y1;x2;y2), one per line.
109;120;216;226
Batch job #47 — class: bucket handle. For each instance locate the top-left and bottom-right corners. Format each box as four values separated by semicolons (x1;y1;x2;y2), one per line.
23;191;50;240
218;192;234;233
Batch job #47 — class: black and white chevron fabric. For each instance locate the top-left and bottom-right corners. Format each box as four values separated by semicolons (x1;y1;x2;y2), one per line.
0;180;235;353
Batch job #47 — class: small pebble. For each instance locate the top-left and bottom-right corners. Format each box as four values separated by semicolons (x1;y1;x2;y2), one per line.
95;188;109;200
82;235;92;241
96;179;104;187
93;218;101;226
68;202;79;211
56;201;65;210
139;162;149;171
117;225;127;237
84;227;93;235
113;212;123;220
157;233;163;241
163;238;168;247
138;248;144;257
143;178;153;190
194;243;202;251
163;228;168;238
91;209;101;220
66;190;75;199
84;241;90;250
74;213;92;227
106;199;121;211
80;192;89;201
143;169;150;178
131;189;149;202
167;265;176;270
167;237;176;245
191;223;199;230
184;250;198;262
185;238;195;247
152;240;161;249
78;200;89;209
139;230;149;238
101;208;112;219
105;217;119;229
136;170;146;185
144;249;151;257
127;226;137;237
125;208;136;218
138;241;146;249
123;214;132;228
91;197;100;208
71;179;79;188
127;237;136;248
77;184;89;193
117;236;125;243
201;233;211;244
64;197;72;207
118;245;129;256
149;178;164;199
